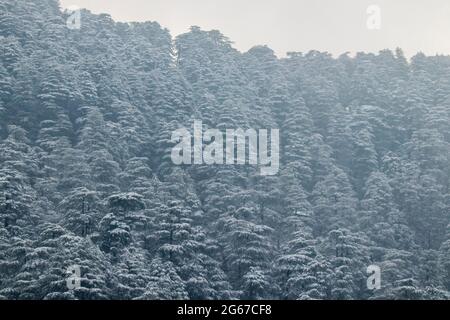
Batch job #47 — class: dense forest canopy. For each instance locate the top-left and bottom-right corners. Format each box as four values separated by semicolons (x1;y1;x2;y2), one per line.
0;0;449;300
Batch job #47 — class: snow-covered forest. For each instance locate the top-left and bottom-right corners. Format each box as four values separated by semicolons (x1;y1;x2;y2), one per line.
0;0;449;300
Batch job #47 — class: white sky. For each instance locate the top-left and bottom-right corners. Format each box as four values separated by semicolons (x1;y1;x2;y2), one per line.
60;0;450;58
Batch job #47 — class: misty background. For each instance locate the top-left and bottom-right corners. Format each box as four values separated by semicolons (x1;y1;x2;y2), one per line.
60;0;450;58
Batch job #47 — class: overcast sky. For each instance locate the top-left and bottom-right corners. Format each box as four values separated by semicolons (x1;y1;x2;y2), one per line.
60;0;450;58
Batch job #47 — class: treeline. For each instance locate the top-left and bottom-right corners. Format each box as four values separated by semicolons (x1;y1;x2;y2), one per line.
0;0;449;300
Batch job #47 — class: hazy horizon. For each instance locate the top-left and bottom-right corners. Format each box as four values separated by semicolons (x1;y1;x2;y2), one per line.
59;0;450;58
